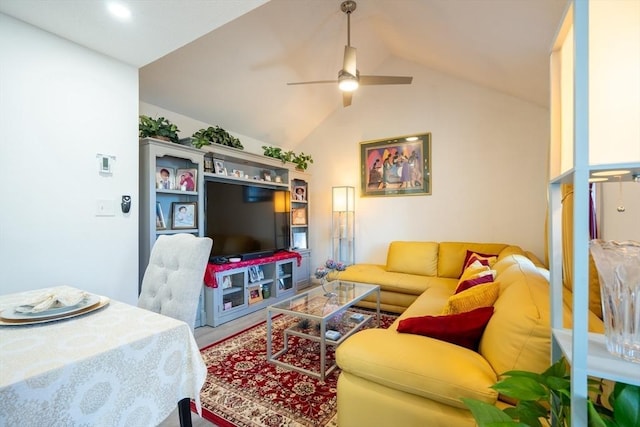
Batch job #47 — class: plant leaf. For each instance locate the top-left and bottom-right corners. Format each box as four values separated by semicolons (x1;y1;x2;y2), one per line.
461;398;515;427
492;376;549;401
612;382;640;427
587;399;610;427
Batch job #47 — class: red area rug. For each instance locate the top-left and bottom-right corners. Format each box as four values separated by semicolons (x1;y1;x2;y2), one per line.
193;308;397;427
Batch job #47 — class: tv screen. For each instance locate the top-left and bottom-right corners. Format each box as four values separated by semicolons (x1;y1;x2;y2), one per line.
205;181;290;258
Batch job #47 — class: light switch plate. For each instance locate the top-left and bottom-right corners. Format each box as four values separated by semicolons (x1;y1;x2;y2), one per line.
96;199;116;216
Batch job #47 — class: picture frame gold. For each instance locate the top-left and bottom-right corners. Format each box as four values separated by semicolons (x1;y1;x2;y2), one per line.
360;133;432;197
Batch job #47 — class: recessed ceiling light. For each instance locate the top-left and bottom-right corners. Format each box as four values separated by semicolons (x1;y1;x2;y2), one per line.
405;137;418;141
591;170;630;177
589;177;608;183
107;2;131;21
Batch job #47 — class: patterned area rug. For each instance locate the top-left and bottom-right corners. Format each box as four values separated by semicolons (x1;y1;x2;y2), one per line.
194;308;398;427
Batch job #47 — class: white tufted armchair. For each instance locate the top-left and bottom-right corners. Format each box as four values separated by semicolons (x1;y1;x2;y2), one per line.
138;233;213;329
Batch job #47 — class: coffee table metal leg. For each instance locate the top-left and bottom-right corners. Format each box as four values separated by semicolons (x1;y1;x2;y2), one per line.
320;320;326;381
376;288;381;327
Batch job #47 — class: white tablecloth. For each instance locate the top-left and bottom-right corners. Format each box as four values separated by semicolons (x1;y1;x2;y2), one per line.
0;286;206;427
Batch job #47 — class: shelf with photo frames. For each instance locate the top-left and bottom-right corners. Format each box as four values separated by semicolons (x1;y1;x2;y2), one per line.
140;138;206;326
201;144;290;188
204;257;297;327
290;173;312;289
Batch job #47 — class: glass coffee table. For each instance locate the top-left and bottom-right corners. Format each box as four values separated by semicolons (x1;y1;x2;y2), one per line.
266;280;380;381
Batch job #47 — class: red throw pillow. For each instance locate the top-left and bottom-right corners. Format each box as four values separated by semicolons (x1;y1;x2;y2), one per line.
455;273;495;294
397;306;494;350
460;250;498;277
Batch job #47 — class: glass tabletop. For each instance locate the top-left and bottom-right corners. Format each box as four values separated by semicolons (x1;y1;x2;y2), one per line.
268;280;378;320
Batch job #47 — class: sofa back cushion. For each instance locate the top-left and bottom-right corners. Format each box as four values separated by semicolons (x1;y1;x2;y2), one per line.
479;254;551;375
386;241;439;276
438;242;511;278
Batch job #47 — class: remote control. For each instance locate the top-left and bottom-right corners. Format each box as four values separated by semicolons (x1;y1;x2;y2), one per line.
325;330;341;341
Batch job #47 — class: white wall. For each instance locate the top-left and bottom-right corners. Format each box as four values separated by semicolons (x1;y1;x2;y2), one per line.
0;14;139;304
297;59;550;266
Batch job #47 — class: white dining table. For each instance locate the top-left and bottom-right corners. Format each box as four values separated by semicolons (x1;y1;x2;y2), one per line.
0;286;207;427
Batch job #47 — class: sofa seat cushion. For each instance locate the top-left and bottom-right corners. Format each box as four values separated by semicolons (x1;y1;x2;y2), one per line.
336;329;499;408
337;264;456;296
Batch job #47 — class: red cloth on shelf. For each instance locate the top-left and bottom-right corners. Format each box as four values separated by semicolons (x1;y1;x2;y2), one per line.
204;251;302;288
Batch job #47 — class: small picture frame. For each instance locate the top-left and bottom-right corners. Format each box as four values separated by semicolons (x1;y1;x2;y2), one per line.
156;167;175;190
221;276;232;289
248;266;259;283
176;168;197;192
293;186;306;201
214;159;226;175
171;202;197;229
292;207;307;225
264;173;272;182
232;169;244;178
249;286;263;304
155;202;166;230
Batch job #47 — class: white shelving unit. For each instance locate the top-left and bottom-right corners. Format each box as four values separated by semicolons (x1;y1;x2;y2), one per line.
548;1;640;425
139;138;206;326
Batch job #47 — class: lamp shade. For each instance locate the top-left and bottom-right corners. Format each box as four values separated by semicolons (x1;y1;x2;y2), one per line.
332;186;355;212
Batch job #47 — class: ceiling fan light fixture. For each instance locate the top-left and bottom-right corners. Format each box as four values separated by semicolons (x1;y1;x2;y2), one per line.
338;71;359;92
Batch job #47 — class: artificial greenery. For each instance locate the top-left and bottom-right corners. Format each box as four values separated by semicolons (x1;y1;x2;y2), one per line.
262;145;314;171
462;357;640;427
191;126;243;150
297;318;312;330
139;115;180;143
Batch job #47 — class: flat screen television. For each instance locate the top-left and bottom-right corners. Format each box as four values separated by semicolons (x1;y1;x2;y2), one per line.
205;180;290;259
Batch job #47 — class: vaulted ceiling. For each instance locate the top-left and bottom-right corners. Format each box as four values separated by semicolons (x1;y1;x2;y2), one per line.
0;0;568;146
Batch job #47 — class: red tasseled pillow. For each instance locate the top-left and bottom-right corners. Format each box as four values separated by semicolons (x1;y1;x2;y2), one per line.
397;306;494;350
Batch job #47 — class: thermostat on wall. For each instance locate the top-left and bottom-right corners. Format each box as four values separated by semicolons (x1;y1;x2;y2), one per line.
97;153;115;175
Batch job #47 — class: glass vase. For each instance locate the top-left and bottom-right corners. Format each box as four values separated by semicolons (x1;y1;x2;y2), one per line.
589;239;640;363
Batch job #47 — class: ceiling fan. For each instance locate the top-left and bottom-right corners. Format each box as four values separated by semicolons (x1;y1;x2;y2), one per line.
287;0;413;107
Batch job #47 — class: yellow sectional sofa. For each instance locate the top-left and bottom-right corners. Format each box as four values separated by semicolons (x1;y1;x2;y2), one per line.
335;241;604;427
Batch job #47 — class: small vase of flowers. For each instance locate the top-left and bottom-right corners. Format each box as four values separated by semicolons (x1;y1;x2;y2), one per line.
315;259;347;297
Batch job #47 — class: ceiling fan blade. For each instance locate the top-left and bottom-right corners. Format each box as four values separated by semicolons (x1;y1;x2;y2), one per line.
343;46;357;77
359;75;413;85
287;80;338;86
342;91;353;107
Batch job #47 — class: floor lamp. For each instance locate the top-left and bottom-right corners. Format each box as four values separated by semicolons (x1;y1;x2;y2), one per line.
332;186;355;265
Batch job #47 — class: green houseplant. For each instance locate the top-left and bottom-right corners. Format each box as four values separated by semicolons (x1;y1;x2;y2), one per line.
462;357;640;427
262;145;313;171
191;126;243;150
139;115;180;143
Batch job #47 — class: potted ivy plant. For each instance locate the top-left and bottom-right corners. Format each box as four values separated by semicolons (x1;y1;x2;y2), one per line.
462;357;640;427
139;115;180;143
191;126;243;150
262;145;313;171
293;152;313;171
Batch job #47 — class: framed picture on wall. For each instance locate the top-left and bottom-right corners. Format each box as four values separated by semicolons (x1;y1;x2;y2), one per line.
360;133;432;197
171;202;197;229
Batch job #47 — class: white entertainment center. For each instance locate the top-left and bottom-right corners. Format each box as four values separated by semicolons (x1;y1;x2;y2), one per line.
139;138;312;327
